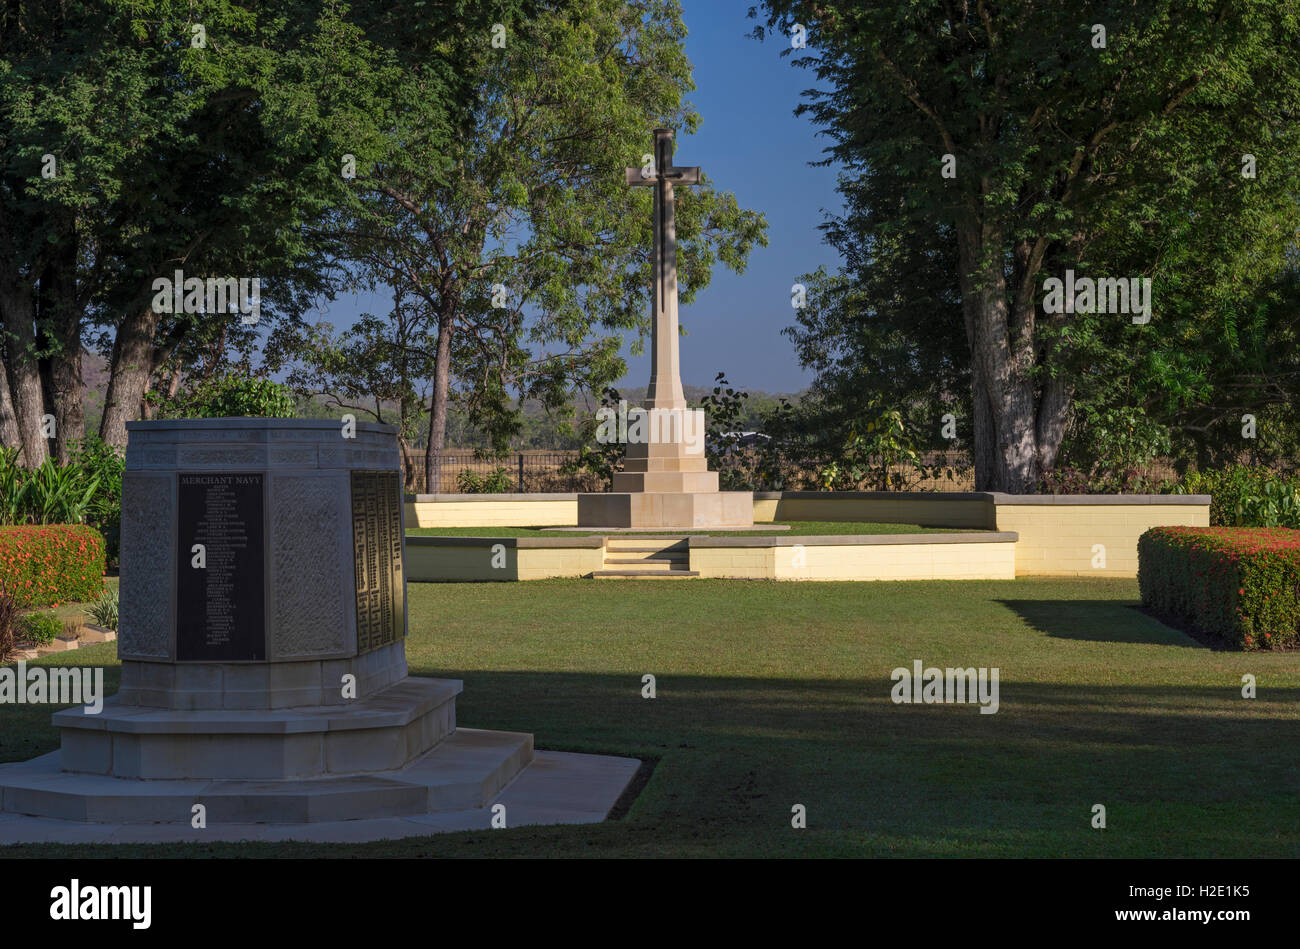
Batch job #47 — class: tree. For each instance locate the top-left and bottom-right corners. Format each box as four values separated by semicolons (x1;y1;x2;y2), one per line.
759;1;1300;490
303;0;767;491
1;1;501;458
281;289;436;487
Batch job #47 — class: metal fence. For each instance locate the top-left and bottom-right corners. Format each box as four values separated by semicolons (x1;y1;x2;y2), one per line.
402;448;601;494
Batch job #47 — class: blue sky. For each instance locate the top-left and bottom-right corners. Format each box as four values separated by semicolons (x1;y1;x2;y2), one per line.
308;0;840;396
627;0;842;395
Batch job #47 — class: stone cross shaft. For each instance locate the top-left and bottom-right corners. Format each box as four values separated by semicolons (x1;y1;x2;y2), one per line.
626;128;700;410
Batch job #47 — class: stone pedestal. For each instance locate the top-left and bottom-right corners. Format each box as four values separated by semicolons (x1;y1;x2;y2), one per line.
0;419;638;837
578;409;754;528
575;129;754;531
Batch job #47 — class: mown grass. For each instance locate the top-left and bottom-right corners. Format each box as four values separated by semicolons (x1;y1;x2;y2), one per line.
3;576;1297;858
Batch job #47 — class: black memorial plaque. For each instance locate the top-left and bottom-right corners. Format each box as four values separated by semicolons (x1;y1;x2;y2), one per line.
176;473;266;661
351;470;405;654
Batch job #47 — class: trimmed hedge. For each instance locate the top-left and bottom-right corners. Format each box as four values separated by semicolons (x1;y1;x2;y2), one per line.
1138;526;1300;650
0;525;106;607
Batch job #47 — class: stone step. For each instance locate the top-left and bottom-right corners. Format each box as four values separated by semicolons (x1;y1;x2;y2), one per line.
0;728;533;824
602;556;687;565
591;569;700;579
53;677;465;780
602;544;689;553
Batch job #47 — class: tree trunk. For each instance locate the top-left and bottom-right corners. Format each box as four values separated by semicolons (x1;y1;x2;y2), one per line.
1035;374;1071;473
423;310;454;494
100;305;160;449
0;353;23;456
39;235;84;462
956;223;1040;493
0;281;50;468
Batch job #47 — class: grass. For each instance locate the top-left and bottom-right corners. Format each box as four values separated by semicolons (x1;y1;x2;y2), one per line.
2;576;1297;858
21;577;119;638
406;521;977;538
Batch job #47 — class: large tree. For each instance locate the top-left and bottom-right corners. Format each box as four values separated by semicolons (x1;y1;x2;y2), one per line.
760;1;1300;490
1;0;511;458
292;0;768;491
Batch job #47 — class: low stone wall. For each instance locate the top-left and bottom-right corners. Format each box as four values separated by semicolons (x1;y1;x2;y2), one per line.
406;535;603;581
753;491;996;528
689;532;1018;581
403;490;1211;579
407;493;578;528
991;495;1210;577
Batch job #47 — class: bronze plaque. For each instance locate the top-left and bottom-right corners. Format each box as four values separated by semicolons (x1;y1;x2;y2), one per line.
350;470;406;654
176;473;266;662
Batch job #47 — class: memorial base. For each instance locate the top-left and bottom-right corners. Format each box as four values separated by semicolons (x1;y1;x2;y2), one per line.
577;490;755;529
0;673;640;835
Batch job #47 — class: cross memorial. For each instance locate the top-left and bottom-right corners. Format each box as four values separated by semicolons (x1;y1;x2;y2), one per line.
575;128;754;528
625;128;700;411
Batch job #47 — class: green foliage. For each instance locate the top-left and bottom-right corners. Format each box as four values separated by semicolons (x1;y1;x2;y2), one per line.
1175;467;1300;528
455;467;514;494
66;437;125;561
561;387;627;491
1139;527;1300;650
699;372;799;491
815;400;954;492
85;588;119;632
277;0;768;469
0;440;122;563
17;611;63;647
757;0;1300;489
0;449;104;525
155;375;297;419
0;526;107;607
1059;404;1173;478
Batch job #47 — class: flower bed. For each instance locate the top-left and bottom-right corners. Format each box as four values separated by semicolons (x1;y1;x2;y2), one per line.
0;525;106;607
1138;526;1300;650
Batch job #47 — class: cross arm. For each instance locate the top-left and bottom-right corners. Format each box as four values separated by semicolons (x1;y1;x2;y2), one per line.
625;167;702;186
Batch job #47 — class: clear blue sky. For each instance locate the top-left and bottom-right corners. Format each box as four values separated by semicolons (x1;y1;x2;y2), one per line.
632;0;840;395
308;0;840;397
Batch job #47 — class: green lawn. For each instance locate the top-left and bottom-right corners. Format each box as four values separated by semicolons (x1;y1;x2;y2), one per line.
406;521;977;537
3;576;1298;858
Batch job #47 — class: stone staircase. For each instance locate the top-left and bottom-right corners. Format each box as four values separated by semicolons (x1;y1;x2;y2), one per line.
592;536;699;579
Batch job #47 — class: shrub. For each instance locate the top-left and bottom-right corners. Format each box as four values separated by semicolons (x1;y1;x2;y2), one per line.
1174;466;1300;528
0;525;106;607
1039;466;1175;495
17;610;62;646
1138;526;1300;650
0;440;123;565
67;436;125;562
152;373;297;419
455;466;513;493
85;588;119;631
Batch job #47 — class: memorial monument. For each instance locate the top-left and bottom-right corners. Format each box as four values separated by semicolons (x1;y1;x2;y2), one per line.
0;419;637;842
577;128;755;529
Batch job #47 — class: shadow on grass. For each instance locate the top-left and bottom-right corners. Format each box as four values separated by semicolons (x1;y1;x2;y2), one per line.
997;599;1200;647
411;667;1300;855
4;662;1298;857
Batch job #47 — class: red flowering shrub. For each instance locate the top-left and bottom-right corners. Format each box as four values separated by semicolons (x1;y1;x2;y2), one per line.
1138;526;1300;650
0;526;106;608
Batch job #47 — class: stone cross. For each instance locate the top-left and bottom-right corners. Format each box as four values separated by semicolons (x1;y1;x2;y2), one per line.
626;128;699;410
